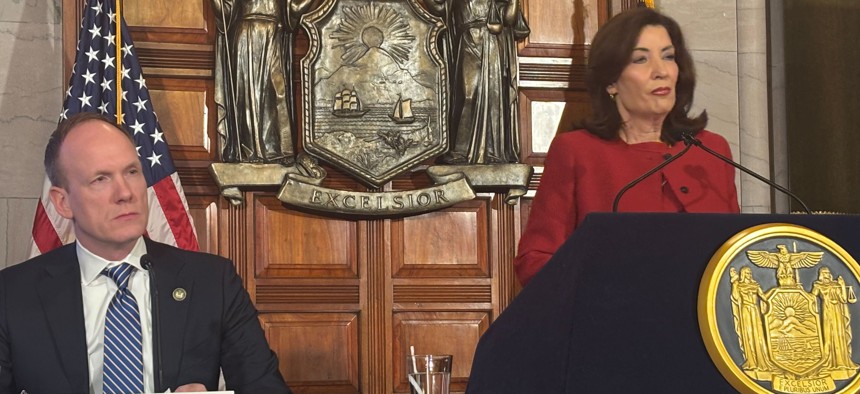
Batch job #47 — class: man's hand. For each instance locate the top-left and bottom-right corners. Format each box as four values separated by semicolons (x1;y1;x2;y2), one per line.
175;383;207;392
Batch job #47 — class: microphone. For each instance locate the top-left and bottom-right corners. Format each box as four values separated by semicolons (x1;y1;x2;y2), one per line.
611;141;695;212
679;131;811;214
140;254;164;392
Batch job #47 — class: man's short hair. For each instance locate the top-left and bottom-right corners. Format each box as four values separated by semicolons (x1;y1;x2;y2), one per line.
44;112;134;187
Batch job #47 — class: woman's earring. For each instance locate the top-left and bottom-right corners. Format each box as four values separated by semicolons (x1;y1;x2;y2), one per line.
608;92;617;101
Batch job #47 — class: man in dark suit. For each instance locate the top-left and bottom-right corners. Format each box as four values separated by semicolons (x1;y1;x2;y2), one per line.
0;112;291;393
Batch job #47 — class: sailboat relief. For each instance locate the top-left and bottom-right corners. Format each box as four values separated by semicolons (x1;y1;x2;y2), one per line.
389;95;415;124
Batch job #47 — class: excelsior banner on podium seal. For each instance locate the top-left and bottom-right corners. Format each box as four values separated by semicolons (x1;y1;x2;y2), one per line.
699;223;860;394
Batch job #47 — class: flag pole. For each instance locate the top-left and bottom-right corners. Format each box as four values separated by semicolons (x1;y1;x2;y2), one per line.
115;0;123;125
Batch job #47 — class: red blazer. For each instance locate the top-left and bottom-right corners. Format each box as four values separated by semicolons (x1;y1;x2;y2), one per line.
515;130;740;285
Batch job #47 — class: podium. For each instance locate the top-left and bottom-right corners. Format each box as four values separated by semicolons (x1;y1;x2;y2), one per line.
466;213;860;393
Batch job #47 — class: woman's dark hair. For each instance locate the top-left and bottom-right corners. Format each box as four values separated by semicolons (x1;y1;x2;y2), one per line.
579;7;706;142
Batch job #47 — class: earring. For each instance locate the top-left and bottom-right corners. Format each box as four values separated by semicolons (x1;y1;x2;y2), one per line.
608;92;616;101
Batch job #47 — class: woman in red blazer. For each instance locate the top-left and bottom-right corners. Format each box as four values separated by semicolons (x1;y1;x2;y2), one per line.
515;8;740;286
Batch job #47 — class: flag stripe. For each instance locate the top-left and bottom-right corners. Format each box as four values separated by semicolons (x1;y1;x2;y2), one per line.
152;174;198;251
146;188;177;247
32;200;62;253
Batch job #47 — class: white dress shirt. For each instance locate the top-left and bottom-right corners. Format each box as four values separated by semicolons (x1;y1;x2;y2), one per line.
78;237;154;394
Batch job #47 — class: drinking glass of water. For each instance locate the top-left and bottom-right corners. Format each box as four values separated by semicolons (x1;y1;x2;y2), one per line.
406;354;452;394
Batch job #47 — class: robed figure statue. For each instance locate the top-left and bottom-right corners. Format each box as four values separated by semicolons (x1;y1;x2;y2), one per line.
730;266;777;375
212;0;314;164
427;0;529;164
811;267;860;374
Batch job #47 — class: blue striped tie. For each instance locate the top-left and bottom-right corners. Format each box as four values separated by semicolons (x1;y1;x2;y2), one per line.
102;263;144;394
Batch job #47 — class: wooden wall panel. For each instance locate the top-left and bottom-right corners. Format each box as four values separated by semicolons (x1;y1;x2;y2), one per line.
489;195;522;315
125;0;207;30
254;195;359;278
392;312;489;394
524;0;600;45
261;313;360;393
518;196;535;256
124;0;213;43
391;199;488;278
147;78;215;161
186;195;220;255
520;0;608;57
362;220;390;394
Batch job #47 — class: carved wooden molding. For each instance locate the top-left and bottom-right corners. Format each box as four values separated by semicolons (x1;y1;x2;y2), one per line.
256;284;361;305
491;195;518;313
393;285;492;304
364;220;390;393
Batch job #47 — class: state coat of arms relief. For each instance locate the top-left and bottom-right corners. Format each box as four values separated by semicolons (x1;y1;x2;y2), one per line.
209;0;532;215
701;225;860;394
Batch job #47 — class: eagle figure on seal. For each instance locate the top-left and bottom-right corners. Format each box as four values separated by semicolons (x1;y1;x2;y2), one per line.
747;244;824;287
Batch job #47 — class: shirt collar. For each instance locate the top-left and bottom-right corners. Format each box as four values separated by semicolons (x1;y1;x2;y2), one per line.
78;237;148;285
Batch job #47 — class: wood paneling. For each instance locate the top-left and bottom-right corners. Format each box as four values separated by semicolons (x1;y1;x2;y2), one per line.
186;195;219;254
261;313;360;393
362;219;390;394
124;0;213;43
524;0;600;45
391;199;489;278
489;195;520;315
254;195;359;278
392;312;489;394
520;0;609;57
125;0;207;30
148;78;215;161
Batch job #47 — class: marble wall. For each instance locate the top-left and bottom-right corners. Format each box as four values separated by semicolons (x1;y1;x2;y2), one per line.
0;0;63;267
0;1;776;266
660;0;774;213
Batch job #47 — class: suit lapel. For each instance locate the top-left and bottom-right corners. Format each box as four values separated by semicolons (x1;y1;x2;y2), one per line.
36;244;89;391
145;239;193;389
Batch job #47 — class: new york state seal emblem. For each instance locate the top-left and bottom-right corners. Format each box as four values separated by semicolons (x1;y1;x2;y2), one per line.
699;223;860;394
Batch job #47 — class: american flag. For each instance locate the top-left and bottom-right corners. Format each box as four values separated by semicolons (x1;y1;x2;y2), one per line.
30;0;199;255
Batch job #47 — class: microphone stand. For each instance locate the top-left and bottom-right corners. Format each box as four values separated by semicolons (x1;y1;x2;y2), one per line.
612;142;694;212
680;132;812;214
141;255;164;392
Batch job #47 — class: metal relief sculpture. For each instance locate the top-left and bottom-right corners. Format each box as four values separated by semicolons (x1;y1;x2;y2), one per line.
209;0;533;214
700;224;860;394
429;0;530;164
212;0;313;165
211;0;326;203
300;0;446;186
729;266;778;376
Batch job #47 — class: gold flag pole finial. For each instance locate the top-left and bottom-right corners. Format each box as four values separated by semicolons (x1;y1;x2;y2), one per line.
642;0;656;8
115;0;123;125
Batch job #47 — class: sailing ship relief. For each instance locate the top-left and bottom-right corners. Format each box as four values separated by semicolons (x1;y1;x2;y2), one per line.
332;89;370;118
301;0;447;187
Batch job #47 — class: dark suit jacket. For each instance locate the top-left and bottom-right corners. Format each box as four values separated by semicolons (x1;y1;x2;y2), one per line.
0;238;291;394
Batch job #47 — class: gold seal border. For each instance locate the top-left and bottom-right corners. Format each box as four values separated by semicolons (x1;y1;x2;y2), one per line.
698;223;860;394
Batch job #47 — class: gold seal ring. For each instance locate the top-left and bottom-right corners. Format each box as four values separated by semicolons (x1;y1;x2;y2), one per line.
699;223;860;394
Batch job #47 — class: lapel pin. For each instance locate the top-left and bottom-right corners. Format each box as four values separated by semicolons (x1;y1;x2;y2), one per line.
172;288;187;301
